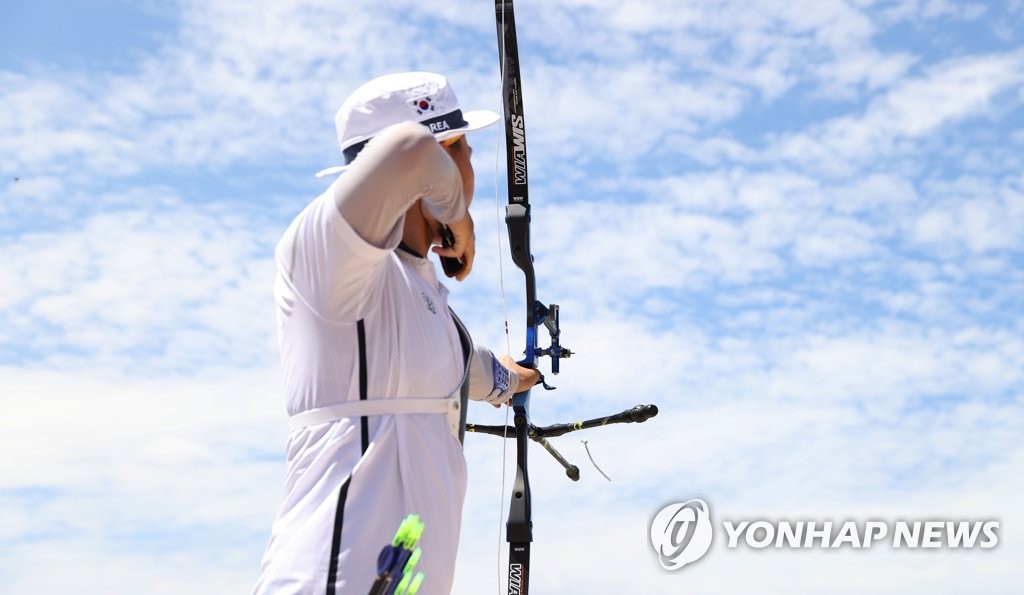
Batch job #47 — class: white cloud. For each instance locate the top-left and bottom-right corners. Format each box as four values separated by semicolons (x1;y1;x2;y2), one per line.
0;194;279;372
911;176;1024;255
0;366;286;593
811;49;918;99
773;50;1024;173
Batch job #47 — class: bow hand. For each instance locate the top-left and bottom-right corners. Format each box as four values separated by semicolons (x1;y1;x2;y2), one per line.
490;355;543;407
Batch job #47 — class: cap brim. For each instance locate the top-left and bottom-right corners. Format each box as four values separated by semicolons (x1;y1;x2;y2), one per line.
314;109;501;179
435;109;501;142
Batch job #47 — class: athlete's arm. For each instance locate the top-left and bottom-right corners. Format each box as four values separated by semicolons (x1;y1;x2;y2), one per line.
276;123;465;321
467;346;542;405
335;122;465;248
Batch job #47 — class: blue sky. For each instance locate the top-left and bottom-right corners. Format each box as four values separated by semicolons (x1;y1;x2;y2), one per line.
2;0;1023;593
1;1;173;69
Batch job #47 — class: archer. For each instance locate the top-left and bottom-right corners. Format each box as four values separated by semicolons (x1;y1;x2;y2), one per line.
251;71;541;595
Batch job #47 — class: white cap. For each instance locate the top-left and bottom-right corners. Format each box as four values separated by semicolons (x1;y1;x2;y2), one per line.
315;72;500;178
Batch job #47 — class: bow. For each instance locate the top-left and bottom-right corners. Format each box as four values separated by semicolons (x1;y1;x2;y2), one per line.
465;2;658;593
494;0;550;588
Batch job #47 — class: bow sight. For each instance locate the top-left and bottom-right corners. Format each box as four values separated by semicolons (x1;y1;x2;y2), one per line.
534;302;572;375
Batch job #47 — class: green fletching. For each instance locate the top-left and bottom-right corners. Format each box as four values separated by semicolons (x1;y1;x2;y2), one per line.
394;570;426;595
386;514;427;595
395;571;412;594
407;518;425;547
407;572;425;594
403;547;422;575
393;514;423;547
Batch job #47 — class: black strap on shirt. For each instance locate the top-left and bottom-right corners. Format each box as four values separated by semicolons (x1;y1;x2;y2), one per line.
449;309;472;445
357;319;369;453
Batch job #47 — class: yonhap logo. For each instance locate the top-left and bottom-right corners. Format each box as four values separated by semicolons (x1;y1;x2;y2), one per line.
650;499;714;570
649;498;1001;573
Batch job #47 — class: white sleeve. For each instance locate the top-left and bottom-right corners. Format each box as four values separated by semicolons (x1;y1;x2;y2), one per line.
275;190;397;321
467;345;521;404
275;122;465;322
336;121;465;247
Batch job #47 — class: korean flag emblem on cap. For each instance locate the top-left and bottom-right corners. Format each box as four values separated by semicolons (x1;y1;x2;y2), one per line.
410;96;437;115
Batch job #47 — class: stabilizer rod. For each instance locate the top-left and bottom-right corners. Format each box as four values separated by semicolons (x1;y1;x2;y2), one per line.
466;404;658;480
467;404;659;439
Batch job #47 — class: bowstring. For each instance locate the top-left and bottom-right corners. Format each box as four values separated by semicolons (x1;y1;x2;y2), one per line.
493;3;513;593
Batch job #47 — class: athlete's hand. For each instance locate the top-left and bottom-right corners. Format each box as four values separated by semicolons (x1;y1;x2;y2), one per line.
491;355;543;407
433;212;475;281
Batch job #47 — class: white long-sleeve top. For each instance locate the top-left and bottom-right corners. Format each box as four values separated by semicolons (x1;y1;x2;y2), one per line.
253;122;515;595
